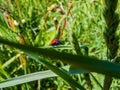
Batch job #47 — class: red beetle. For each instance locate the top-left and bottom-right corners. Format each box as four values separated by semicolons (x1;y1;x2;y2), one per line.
50;39;61;46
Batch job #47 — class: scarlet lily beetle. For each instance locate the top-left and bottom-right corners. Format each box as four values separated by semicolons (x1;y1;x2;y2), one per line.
50;39;61;46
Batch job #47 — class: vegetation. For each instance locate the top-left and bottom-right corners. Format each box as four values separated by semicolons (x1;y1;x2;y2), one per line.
0;0;120;90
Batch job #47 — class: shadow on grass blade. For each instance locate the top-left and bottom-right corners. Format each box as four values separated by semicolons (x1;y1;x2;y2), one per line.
0;39;120;78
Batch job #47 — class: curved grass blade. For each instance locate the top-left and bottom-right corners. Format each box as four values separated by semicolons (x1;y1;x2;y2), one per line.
0;39;120;78
0;66;88;88
27;53;85;90
0;70;57;88
0;41;85;89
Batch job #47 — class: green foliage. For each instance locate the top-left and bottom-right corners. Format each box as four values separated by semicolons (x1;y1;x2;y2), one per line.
0;0;120;90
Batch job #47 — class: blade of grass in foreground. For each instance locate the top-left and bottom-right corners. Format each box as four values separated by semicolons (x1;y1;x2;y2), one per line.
0;70;57;88
0;66;88;88
0;39;120;78
0;41;85;90
26;52;85;90
0;54;85;89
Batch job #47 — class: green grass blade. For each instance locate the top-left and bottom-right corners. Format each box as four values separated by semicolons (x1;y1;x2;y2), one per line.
0;12;9;29
27;53;85;90
0;66;88;88
0;39;120;78
0;70;57;88
2;53;21;68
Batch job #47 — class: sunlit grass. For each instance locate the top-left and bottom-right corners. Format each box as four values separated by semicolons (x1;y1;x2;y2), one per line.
0;0;120;90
